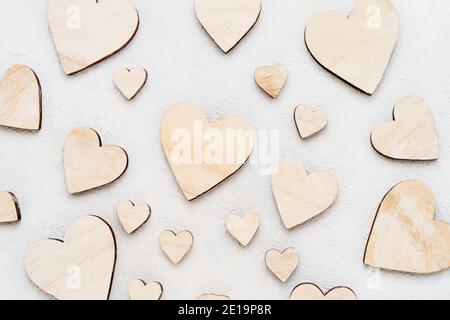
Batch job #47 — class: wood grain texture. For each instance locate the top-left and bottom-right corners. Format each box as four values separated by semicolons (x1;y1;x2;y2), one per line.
128;279;163;300
225;212;259;246
24;215;116;300
195;0;261;53
117;200;151;234
371;96;439;160
198;293;231;300
294;105;327;139
290;283;357;300
254;64;288;98
364;180;450;274
305;0;399;95
64;127;128;194
113;67;147;100
0;191;20;223
265;248;299;282
160;230;193;264
272;160;339;229
48;0;139;75
0;64;41;130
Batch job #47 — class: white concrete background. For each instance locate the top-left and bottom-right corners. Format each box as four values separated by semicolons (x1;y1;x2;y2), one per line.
0;0;449;300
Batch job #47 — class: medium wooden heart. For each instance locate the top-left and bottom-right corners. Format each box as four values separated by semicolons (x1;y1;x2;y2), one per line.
195;0;261;53
198;293;231;300
64;127;128;194
128;279;163;300
225;212;259;246
0;65;41;130
364;180;450;274
117;200;151;234
48;0;139;75
161;102;253;200
254;64;288;98
113;67;147;100
371;96;439;160
305;0;399;94
24;215;116;300
290;283;357;300
160;230;193;264
294;105;327;139
0;191;20;223
272;160;339;229
265;248;299;282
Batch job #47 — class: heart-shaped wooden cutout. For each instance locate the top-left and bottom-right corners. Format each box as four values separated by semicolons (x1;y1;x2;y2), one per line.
161;102;253;201
117;200;151;234
0;191;20;223
113;67;147;100
364;180;450;274
294;105;327;139
305;0;399;95
272;160;339;229
48;0;139;75
160;230;193;264
128;279;163;300
290;283;357;300
254;64;288;98
195;0;261;53
24;215;116;300
371;96;439;160
225;212;259;246
0;65;41;130
198;293;231;300
265;248;299;282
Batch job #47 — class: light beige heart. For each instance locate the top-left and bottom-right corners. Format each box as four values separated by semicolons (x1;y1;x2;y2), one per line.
195;0;261;53
305;0;399;95
0;191;20;223
117;200;151;234
160;230;193;264
371;96;439;160
24;215;116;300
225;212;259;246
198;293;231;300
113;67;147;100
364;180;450;274
48;0;139;75
128;279;163;300
294;105;327;139
0;64;41;130
161;102;253;201
64;127;128;194
272;160;338;229
290;283;357;300
254;64;288;98
265;248;299;282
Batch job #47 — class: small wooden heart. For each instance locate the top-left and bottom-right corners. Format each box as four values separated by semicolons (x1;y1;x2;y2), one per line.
290;283;357;300
117;200;151;234
225;212;259;246
0;191;20;223
195;0;261;53
160;230;193;264
364;180;450;274
48;0;139;75
0;65;41;130
371;96;439;160
272;160;339;229
128;279;163;300
305;0;399;94
254;64;288;98
113;67;148;100
64;127;128;194
198;293;231;300
24;215;116;300
265;248;299;282
294;105;327;139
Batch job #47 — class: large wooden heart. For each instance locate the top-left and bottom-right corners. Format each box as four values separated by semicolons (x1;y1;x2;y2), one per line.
48;0;139;75
290;283;357;300
24;215;116;300
364;180;450;274
305;0;399;95
161;102;253;200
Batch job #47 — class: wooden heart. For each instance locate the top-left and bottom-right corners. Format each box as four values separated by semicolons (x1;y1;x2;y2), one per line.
0;65;41;130
294;105;327;139
371;96;439;160
195;0;261;53
64;127;128;194
265;248;299;282
0;191;20;223
161;102;253;201
364;180;450;274
117;200;151;234
254;64;288;98
272;160;339;229
48;0;139;75
160;230;193;264
24;215;116;300
290;283;357;300
305;0;399;95
128;279;163;300
198;293;231;300
225;212;259;246
113;67;147;100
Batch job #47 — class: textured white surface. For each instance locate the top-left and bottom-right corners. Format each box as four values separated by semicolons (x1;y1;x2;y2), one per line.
0;0;449;300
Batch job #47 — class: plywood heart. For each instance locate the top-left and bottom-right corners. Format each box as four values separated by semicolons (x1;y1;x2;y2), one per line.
128;279;163;300
113;67;148;100
254;64;288;98
160;230;193;264
117;200;151;234
294;105;327;139
225;212;259;246
290;283;357;300
265;248;299;282
0;191;21;223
